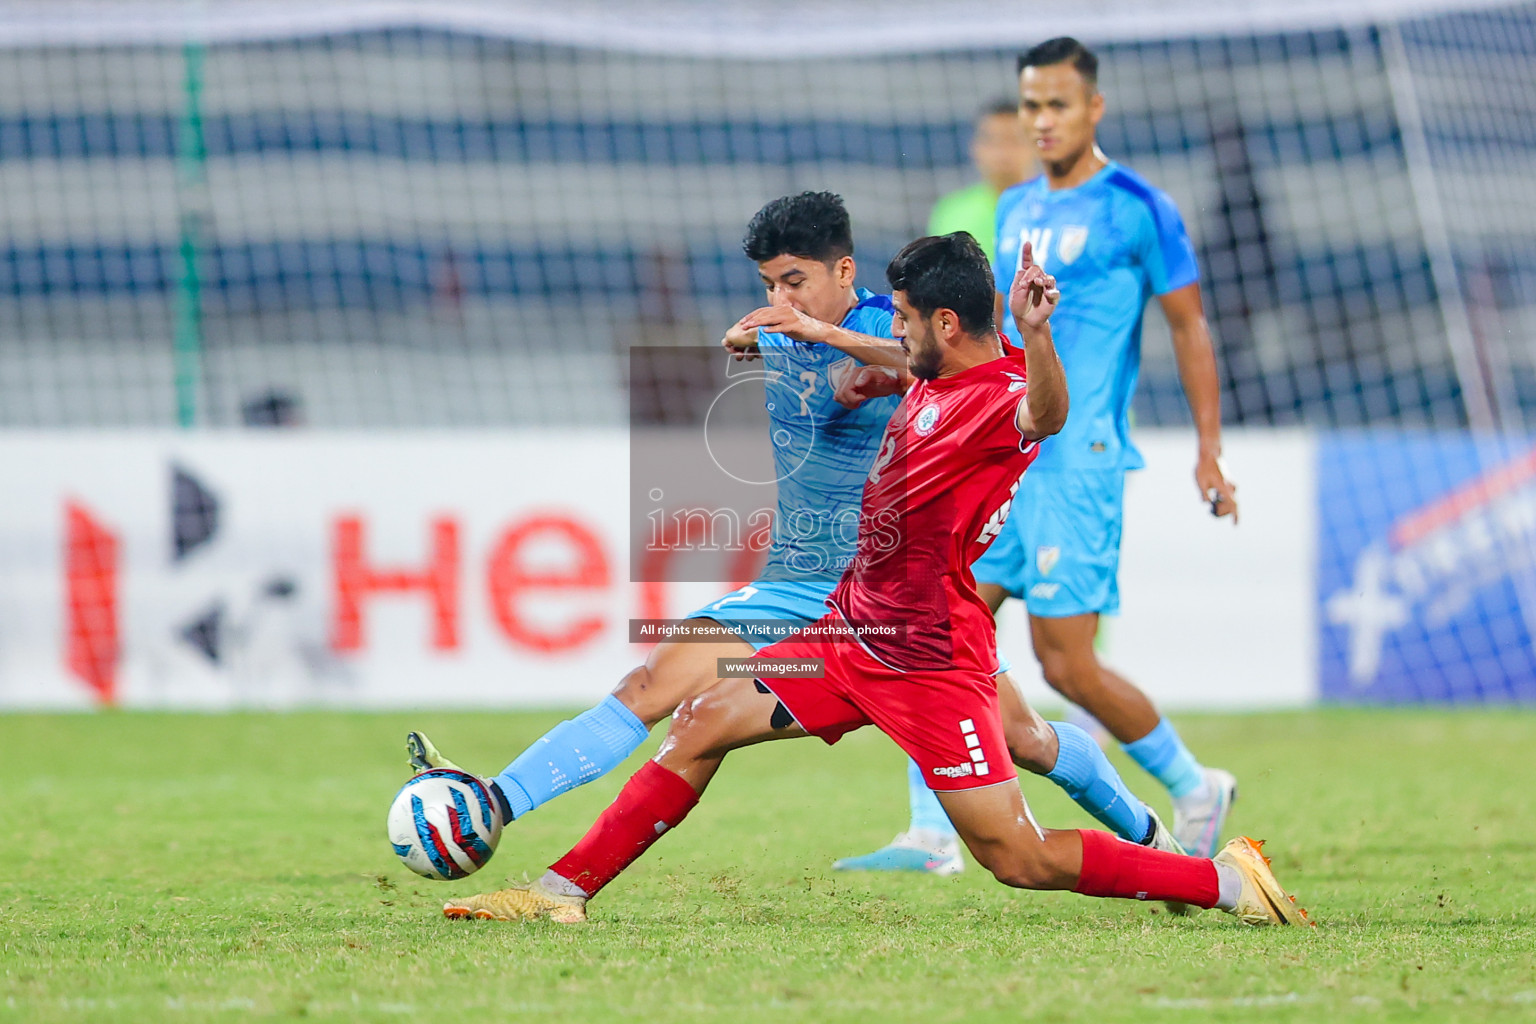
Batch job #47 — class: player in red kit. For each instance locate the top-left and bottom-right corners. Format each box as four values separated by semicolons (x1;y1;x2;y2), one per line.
440;233;1312;927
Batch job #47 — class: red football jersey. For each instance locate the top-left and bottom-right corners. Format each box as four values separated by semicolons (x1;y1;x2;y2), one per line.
828;345;1042;672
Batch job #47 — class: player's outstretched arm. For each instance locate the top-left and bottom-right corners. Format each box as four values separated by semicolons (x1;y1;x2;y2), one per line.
815;326;906;369
1009;243;1068;441
1159;283;1239;523
730;305;907;369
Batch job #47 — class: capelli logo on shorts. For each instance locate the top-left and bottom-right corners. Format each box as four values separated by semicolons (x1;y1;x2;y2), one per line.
932;763;975;779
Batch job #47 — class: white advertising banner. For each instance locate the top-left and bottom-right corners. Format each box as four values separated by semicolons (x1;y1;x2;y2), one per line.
1000;429;1318;712
0;429;1315;711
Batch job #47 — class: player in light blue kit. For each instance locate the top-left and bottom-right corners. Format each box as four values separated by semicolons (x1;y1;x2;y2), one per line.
840;39;1242;871
405;193;1184;867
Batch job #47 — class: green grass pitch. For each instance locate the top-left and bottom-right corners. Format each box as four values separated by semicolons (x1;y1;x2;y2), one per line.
2;709;1534;1023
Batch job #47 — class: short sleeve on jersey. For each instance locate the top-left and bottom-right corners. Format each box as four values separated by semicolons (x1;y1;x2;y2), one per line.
1118;173;1199;296
957;360;1034;456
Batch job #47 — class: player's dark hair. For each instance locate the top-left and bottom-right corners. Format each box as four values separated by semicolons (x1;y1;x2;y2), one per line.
742;191;854;266
886;232;996;337
1017;37;1098;89
979;97;1018;121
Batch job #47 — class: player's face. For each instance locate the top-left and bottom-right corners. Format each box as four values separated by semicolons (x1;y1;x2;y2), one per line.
891;291;943;381
1019;62;1103;174
757;253;856;325
971;111;1032;193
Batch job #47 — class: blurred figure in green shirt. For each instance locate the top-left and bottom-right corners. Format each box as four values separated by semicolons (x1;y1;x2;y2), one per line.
926;99;1034;264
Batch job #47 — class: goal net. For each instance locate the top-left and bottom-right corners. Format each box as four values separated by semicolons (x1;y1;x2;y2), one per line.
0;0;1531;702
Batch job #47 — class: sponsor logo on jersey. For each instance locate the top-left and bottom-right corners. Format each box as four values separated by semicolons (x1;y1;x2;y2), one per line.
914;403;942;436
1057;226;1090;265
1036;546;1060;576
1029;582;1061;600
1004;372;1027;394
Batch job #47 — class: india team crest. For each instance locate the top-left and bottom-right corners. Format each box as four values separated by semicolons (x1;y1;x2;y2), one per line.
1057;226;1090;265
914;403;942;436
1036;546;1061;576
827;356;857;393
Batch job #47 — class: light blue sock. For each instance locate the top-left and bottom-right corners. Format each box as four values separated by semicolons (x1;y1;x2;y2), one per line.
492;695;650;818
1122;718;1206;800
1046;722;1151;842
906;758;955;836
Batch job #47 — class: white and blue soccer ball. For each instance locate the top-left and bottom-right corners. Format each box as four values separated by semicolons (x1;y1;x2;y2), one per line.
386;768;503;880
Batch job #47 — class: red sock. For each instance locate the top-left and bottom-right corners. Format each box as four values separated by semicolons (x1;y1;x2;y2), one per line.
549;760;700;897
1072;829;1219;908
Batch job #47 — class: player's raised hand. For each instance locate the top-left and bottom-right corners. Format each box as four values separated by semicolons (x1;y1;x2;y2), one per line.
1008;242;1060;330
834;364;905;409
735;305;832;345
1197;453;1240;524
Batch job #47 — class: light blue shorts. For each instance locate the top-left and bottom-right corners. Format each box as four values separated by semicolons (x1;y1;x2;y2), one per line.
687;579;833;650
970;469;1125;618
688;578;1013;674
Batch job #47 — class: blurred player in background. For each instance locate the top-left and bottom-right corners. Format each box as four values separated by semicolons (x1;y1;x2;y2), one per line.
409;193;1185;867
436;234;1308;928
926;99;1034;265
844;38;1243;867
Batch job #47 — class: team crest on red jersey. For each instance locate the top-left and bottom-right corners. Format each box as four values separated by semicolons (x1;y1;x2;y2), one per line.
914;403;942;436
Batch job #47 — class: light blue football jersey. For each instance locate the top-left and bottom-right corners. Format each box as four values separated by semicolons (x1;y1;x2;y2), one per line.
754;288;900;583
994;162;1198;472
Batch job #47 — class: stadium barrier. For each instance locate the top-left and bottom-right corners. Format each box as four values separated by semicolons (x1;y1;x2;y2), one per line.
14;426;1529;711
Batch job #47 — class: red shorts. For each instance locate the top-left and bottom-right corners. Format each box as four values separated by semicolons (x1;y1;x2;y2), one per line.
751;617;1016;793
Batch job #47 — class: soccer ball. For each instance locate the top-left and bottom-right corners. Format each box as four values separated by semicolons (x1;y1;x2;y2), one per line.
386;768;503;880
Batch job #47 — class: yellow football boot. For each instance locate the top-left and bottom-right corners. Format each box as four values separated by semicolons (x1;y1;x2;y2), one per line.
1214;836;1314;926
442;879;587;924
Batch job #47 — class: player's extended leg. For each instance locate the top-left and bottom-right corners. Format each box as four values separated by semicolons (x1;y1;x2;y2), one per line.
934;783;1309;926
1029;611;1237;857
442;676;807;923
833;668;1178;874
408;622;753;821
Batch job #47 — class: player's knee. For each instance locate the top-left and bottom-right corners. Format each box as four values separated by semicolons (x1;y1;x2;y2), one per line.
1038;653;1097;703
612;665;673;727
1005;713;1057;776
664;688;737;758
